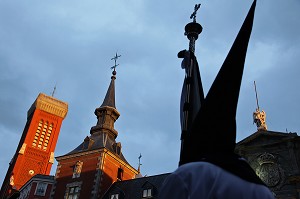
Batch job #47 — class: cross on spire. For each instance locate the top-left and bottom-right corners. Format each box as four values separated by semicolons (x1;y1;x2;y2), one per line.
110;52;121;72
190;4;201;22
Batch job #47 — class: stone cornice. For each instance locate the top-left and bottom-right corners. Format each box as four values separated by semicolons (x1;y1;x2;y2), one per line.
55;148;138;175
55;149;104;161
28;93;68;119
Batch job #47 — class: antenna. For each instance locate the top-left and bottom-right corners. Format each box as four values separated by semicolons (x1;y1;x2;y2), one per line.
51;84;57;97
254;81;260;111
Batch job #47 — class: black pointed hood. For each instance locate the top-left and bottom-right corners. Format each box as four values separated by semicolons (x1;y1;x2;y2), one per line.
180;0;256;164
178;0;264;185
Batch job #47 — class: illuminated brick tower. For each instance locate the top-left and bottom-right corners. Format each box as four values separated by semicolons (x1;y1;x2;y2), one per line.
52;56;138;199
0;93;68;199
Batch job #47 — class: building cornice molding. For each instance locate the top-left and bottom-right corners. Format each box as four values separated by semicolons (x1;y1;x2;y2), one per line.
55;149;105;161
28;93;68;119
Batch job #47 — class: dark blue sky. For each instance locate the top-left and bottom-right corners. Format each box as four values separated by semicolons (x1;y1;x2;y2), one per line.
0;0;299;185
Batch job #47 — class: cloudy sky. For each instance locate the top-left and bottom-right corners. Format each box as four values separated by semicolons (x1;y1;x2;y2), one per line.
0;0;299;185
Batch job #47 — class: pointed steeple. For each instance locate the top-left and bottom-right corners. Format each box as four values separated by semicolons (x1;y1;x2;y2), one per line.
90;66;120;139
100;74;116;108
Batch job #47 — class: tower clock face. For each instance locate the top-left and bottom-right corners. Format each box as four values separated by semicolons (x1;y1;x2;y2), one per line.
29;170;35;175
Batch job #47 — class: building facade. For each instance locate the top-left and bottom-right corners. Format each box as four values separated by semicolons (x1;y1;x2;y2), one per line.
18;175;54;199
51;72;139;199
236;130;300;198
0;93;68;199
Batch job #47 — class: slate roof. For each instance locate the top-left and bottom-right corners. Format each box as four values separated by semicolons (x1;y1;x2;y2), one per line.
32;174;55;181
102;173;170;199
62;133;129;164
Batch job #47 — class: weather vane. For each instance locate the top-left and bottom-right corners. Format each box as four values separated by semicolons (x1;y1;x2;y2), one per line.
110;52;121;73
190;4;201;22
138;153;142;173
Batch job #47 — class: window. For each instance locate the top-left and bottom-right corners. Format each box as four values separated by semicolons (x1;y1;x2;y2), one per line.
35;182;47;196
110;194;119;199
142;188;152;198
67;186;80;199
32;120;53;151
117;167;123;181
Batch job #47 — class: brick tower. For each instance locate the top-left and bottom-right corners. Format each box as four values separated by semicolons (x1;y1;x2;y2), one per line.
52;63;138;199
0;93;68;199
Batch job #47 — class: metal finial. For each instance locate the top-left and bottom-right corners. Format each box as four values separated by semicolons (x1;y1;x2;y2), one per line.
51;84;57;97
190;4;201;22
110;52;121;75
184;4;202;53
138;153;142;173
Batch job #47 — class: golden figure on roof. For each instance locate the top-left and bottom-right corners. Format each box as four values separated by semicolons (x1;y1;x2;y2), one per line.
253;108;267;131
253;81;267;131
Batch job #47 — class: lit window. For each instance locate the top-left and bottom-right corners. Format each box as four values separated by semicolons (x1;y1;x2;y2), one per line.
35;182;47;196
142;189;152;198
33;120;51;150
67;186;80;199
110;194;119;199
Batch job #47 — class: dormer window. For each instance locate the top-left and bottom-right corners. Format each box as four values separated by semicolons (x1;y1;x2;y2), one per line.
110;193;119;199
142;188;152;198
141;181;156;198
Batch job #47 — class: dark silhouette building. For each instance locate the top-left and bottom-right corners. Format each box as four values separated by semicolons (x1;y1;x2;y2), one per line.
236;130;300;198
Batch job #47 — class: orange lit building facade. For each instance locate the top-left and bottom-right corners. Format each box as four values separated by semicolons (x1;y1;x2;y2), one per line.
0;93;68;199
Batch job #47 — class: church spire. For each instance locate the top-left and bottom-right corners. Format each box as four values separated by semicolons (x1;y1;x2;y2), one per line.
90;54;121;138
100;53;120;108
100;73;116;108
